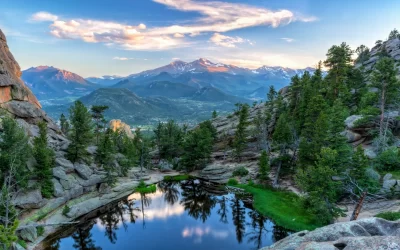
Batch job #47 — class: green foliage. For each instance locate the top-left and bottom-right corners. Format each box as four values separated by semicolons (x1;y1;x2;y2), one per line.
227;178;239;185
375;147;400;171
60;113;69;134
181;124;213;171
296;148;343;224
90;105;109;145
66;100;94;163
153;120;184;160
212;110;218;119
0;220;19;249
17;239;27;249
0;117;31;188
199;120;217;141
354;45;370;64
163;175;192;181
388;28;400;40
37;226;45;237
62;205;71;216
132;128;151;171
233;104;250;160
33;122;55;198
272;113;293;147
258;150;270;181
375;211;400;221
267;86;277;103
96;129;117;186
232;166;249;177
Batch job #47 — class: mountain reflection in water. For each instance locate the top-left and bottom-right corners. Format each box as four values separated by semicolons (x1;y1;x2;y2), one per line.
44;179;290;250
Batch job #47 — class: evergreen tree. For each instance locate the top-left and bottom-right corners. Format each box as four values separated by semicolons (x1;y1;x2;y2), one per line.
0;117;31;188
181;126;213;171
296;147;343;224
350;146;369;183
371;57;400;139
233;104;250;161
258;150;270;181
132;128;150;173
388;28;400;40
153;120;183;160
324;42;353;102
96;129;117;186
60;113;70;134
354;45;370;64
67;100;94;163
267;86;277;103
90;105;109;145
33;122;55;198
212;110;218;119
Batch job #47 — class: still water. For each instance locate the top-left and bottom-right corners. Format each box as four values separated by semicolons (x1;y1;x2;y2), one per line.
44;179;290;250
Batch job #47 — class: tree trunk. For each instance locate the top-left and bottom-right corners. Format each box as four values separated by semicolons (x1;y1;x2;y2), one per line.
379;86;386;137
350;191;367;221
273;161;282;188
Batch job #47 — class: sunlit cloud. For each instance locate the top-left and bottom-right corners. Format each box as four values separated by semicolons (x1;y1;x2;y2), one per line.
210;33;251;48
113;57;134;60
30;11;58;22
281;37;295;43
30;0;316;51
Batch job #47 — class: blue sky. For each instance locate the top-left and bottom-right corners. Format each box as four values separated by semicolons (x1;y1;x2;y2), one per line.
1;0;399;77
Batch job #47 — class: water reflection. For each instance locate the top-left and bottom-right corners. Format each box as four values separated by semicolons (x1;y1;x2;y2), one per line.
44;180;291;250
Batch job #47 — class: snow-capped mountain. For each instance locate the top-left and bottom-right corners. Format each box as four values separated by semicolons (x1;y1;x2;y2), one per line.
128;58;316;80
86;75;124;86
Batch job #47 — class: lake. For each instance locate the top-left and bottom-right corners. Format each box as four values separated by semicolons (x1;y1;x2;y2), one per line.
43;179;290;250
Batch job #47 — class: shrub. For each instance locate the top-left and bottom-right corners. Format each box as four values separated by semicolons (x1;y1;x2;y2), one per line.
37;226;45;237
136;180;156;194
232;166;249;177
62;205;70;216
375;211;400;221
375;148;400;171
227;178;238;186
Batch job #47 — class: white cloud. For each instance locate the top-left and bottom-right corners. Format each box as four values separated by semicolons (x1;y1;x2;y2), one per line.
281;37;295;43
172;57;180;61
113;57;134;60
30;11;58;22
210;33;250;48
30;1;316;51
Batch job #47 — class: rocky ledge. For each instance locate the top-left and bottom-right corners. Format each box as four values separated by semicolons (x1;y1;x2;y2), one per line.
261;217;400;250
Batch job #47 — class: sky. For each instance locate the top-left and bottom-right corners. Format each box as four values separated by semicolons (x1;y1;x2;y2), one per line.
1;0;399;77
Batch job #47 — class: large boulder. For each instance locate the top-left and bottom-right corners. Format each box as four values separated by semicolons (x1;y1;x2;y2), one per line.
13;189;46;209
52;178;64;197
52;166;68;180
17;223;37;243
261;218;400;250
74;163;93;180
55;158;74;172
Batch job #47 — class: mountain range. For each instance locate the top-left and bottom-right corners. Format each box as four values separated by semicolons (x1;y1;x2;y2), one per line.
23;59;317;125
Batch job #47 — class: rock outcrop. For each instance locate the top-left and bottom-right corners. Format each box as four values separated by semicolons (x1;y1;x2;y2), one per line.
109;119;134;138
262;218;400;250
0;29;55;126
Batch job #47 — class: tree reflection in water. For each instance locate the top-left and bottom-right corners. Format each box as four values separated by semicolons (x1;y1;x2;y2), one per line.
231;196;246;244
180;179;217;222
44;180;292;250
158;181;180;206
72;221;102;250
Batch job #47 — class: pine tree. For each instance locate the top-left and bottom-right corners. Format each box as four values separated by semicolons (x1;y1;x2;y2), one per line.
33;122;55;198
258;150;270;181
0;117;31;188
324;42;353;102
97;129;117;186
90;105;109;145
267;86;277;103
212;110;218;119
133;128;150;174
60;113;69;134
181;126;213;171
233;104;250;161
371;57;400;139
350;146;369;182
67;100;94;163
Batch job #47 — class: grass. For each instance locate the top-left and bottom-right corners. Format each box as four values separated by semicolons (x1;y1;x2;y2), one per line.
375;211;400;221
163;175;193;181
136;180;157;194
383;170;400;180
231;184;321;231
17;239;27;249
